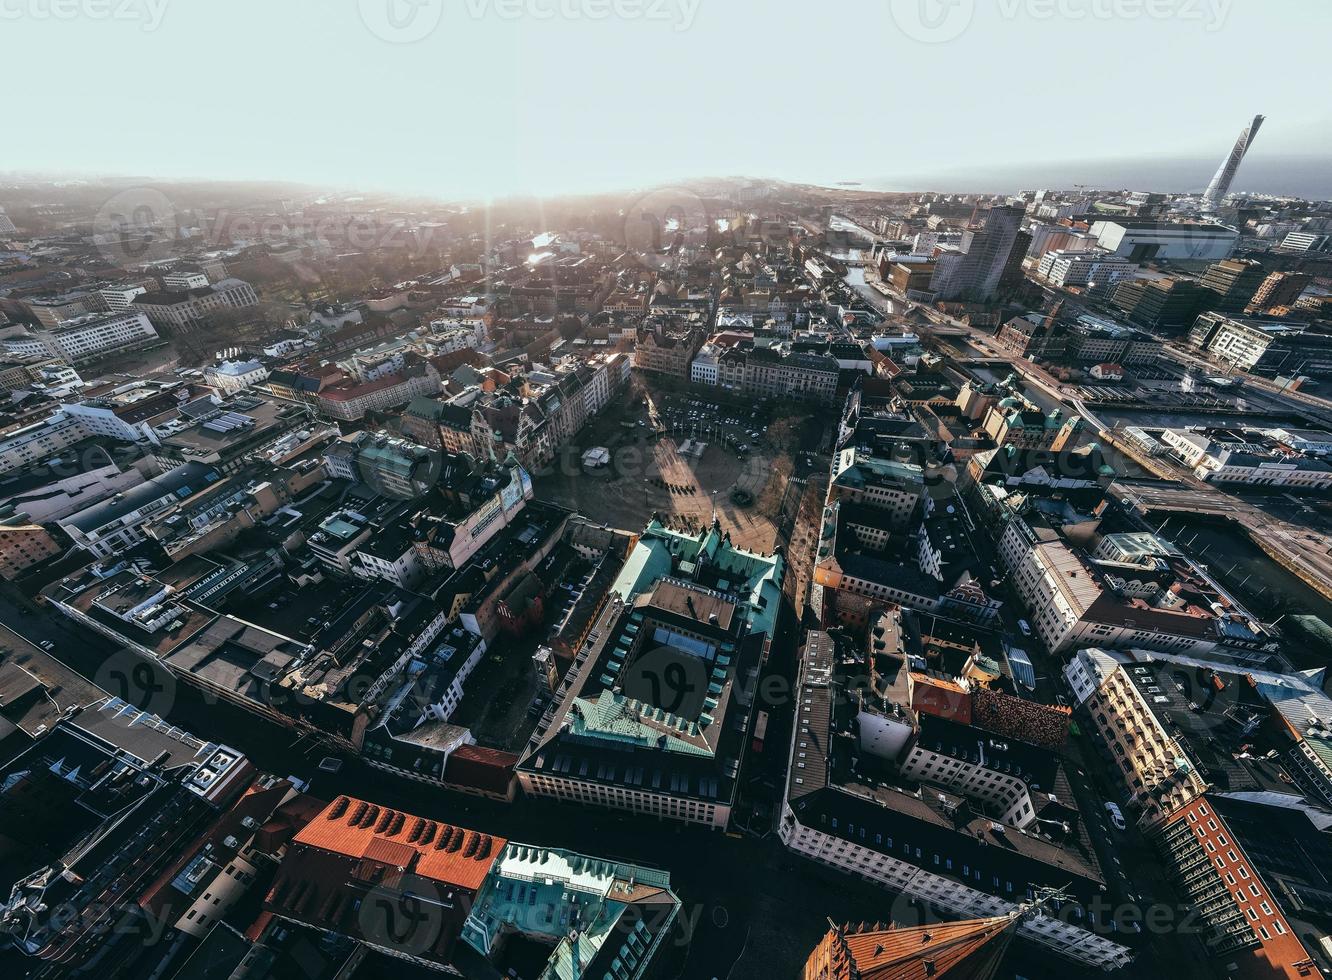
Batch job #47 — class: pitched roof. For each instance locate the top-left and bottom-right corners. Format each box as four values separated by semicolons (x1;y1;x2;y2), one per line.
291;795;504;891
829;914;1019;980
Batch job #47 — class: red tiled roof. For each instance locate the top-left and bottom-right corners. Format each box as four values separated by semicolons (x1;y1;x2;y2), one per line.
291;796;504;891
443;746;518;796
910;673;972;724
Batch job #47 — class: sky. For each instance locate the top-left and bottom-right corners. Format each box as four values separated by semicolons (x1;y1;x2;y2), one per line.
5;0;1331;200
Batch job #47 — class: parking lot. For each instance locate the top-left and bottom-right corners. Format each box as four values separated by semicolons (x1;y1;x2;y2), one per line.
651;392;776;457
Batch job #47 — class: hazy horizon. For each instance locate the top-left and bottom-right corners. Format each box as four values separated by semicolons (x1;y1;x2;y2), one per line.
6;148;1331;210
4;0;1330;202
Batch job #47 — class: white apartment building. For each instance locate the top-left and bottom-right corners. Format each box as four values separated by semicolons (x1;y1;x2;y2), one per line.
778;808;1131;969
203;359;269;395
999;524;1219;656
98;284;147;311
163;272;209;291
438;295;494;318
1003;534;1099;652
0;413;89;474
1062;646;1125;706
62;398;163;444
428;316;489;351
60;461;221;559
263;336;306;358
578;358;612;417
690;343;720;385
133;278;259;332
1036;249;1139;288
1159;427;1214;466
1194;316;1305;372
896;740;1040;830
1194;450;1332;489
351;540;424;589
0;311;159;365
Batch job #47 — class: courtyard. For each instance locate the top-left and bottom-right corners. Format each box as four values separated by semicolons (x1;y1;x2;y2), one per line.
536;427;782;554
530;380;825;555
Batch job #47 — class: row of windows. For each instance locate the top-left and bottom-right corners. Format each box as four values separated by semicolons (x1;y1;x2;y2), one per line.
525;775;720;824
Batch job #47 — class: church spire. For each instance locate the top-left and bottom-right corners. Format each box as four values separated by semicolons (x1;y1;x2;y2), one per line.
802;891;1069;980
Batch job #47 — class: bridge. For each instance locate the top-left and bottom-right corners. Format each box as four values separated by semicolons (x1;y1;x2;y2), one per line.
1112;479;1332;604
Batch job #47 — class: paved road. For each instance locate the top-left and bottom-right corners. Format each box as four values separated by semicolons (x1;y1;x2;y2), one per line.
1062;724;1213;978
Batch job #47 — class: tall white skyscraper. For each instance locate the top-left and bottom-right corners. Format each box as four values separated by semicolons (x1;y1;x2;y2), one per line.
1202;115;1265;208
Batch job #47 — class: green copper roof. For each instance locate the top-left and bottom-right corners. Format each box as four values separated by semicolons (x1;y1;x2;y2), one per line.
610;520;784;641
569;691;714;757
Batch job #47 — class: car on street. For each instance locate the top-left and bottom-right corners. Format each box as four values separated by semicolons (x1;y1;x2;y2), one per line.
1017;618;1032;637
1104;802;1127;831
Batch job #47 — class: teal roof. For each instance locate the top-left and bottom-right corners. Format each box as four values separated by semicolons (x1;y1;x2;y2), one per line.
832;448;923;489
321;517;362;540
609;520;784;641
464;842;679;980
568;691;713;757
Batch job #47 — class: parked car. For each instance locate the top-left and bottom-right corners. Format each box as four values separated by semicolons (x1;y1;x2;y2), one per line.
1104;802;1127;831
1017;618;1032;637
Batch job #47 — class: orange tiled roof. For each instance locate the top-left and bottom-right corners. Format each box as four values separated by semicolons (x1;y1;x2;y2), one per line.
292;795;504;891
832;915;1018;980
